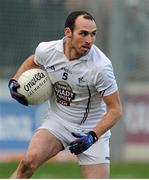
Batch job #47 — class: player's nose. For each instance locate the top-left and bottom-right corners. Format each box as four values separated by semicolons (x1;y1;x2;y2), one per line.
86;35;92;44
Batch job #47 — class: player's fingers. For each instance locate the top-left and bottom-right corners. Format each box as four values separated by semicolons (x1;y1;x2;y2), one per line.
69;141;86;151
70;145;86;155
18;98;28;106
71;132;84;138
69;138;83;146
13;93;28;106
11;91;26;101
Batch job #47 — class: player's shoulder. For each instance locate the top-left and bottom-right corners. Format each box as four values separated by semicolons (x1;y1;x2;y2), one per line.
36;39;61;53
89;45;112;69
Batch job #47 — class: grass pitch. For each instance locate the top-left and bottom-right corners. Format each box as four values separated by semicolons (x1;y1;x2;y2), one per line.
0;161;149;178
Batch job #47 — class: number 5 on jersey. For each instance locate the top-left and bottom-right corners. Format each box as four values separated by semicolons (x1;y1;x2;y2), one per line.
62;72;68;80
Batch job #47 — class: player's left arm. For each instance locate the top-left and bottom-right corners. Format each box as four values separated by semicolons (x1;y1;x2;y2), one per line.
93;90;122;137
69;90;122;155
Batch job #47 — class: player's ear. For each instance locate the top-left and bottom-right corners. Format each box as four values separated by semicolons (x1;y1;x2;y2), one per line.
64;27;72;38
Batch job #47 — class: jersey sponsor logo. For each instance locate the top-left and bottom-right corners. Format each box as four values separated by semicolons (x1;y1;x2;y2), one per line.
53;81;75;106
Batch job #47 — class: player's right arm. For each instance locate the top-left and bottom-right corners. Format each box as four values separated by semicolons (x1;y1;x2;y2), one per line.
12;55;40;80
8;55;41;106
8;42;46;105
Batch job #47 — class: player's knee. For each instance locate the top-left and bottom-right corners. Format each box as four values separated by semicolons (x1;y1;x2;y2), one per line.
21;154;38;175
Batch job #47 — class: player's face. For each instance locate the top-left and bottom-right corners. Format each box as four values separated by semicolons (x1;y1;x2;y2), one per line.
66;16;97;58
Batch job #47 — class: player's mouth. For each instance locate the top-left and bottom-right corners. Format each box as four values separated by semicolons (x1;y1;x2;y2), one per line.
81;45;91;51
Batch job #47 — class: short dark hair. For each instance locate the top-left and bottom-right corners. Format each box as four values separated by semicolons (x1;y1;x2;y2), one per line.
65;11;95;31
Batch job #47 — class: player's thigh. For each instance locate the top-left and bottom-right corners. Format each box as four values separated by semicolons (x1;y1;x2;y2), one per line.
80;163;110;179
25;129;64;167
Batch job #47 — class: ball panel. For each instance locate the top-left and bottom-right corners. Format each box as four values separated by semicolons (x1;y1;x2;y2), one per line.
17;68;52;105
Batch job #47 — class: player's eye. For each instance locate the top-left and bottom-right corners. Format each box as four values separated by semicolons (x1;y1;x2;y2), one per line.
80;31;89;36
91;31;96;37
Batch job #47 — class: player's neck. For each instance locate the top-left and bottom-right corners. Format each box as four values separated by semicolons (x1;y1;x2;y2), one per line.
63;38;81;61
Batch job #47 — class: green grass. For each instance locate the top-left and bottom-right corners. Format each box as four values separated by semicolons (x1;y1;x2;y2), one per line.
0;161;149;178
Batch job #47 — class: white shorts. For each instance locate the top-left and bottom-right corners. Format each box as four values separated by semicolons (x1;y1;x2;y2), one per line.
38;112;110;165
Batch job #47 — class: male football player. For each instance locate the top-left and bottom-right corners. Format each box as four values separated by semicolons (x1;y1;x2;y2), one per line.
9;11;122;178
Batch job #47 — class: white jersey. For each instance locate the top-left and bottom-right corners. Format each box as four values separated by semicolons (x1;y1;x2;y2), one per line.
34;38;118;136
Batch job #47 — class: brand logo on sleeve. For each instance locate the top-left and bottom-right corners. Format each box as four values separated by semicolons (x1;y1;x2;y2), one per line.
46;65;55;71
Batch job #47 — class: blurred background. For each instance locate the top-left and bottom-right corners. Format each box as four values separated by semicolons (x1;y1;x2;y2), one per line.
0;0;149;178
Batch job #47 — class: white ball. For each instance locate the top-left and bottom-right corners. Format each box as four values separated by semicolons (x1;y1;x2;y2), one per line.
17;68;52;105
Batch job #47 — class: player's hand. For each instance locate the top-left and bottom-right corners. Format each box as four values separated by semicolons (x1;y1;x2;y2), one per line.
69;131;98;155
8;79;28;106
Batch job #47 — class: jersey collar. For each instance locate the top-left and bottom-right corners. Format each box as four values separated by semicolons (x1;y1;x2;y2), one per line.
56;38;64;53
56;37;91;61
